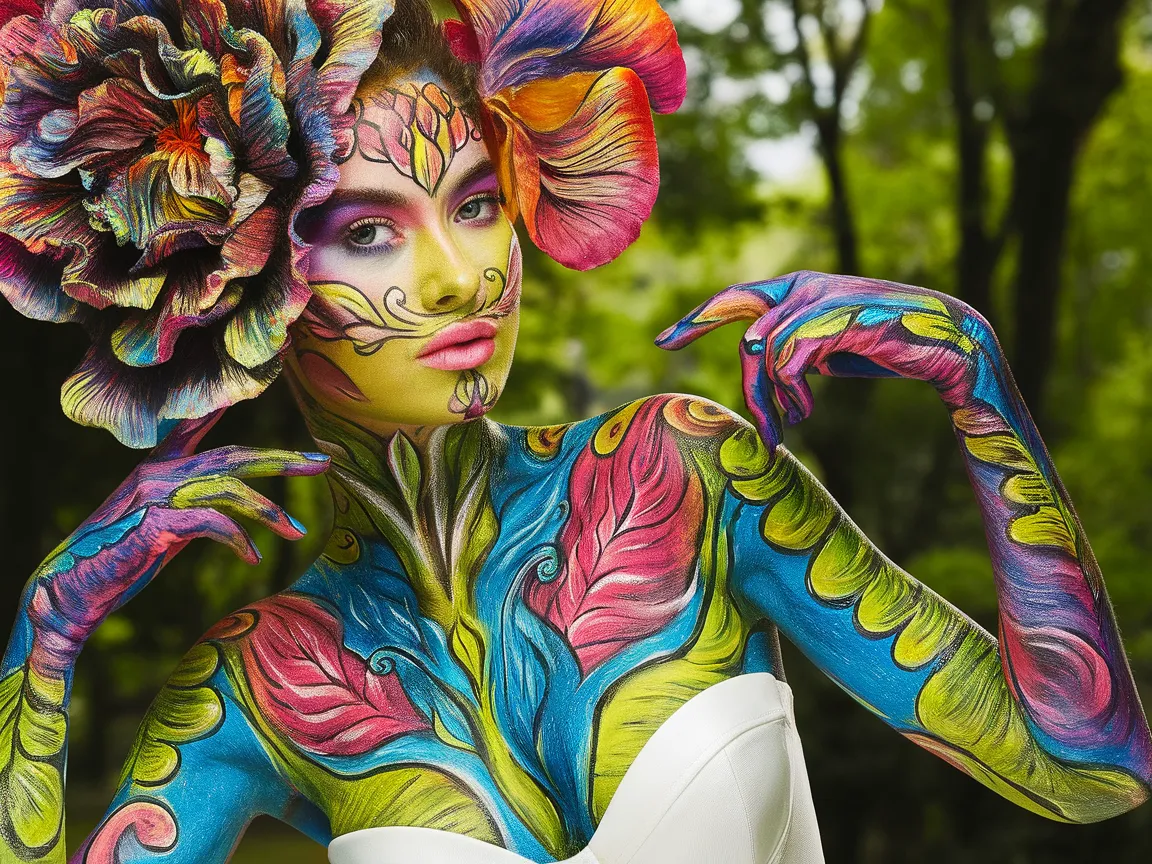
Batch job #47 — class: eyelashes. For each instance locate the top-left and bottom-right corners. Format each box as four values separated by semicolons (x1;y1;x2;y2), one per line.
341;193;504;256
344;217;400;256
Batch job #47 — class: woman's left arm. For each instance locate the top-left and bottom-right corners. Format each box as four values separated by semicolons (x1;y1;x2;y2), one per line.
659;271;1152;823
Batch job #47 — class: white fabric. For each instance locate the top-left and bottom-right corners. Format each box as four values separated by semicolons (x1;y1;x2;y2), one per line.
328;673;825;864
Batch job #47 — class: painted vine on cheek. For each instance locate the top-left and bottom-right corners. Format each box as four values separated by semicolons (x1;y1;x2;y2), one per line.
341;82;483;194
299;258;516;355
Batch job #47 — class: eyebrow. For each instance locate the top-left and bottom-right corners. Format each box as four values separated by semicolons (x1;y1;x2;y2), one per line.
445;161;499;201
298;161;500;231
306;188;410;216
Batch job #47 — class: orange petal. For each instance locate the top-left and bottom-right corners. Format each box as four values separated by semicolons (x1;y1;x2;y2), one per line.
497;68;658;270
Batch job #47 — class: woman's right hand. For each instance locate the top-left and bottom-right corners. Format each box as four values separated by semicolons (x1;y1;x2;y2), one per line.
22;409;330;679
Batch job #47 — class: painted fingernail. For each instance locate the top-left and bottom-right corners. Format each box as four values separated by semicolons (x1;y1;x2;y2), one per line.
303;452;330;461
287;514;307;535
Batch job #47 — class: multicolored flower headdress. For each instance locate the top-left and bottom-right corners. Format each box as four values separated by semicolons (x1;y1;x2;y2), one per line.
444;0;686;271
0;0;394;447
0;0;685;447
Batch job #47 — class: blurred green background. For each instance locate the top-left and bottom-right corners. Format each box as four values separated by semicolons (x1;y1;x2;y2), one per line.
3;0;1152;860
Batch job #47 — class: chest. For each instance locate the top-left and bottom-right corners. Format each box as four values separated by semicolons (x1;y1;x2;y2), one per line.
229;406;779;856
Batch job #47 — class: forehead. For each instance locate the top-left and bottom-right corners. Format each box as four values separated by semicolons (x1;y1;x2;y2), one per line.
341;69;487;196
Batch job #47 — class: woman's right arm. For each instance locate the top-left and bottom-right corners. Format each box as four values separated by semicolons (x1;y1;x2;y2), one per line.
0;412;329;862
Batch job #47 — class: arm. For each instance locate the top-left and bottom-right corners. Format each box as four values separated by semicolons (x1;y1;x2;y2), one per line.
660;271;1152;823
0;412;328;862
69;641;301;864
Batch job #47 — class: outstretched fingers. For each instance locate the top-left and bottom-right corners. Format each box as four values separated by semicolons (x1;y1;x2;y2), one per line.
169;477;307;541
190;447;331;480
163;507;261;565
655;275;799;350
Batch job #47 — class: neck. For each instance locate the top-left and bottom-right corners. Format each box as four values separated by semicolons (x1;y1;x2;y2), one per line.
293;387;505;625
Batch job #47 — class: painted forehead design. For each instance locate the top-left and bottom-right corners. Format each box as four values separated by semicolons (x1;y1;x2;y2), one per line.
343;81;483;195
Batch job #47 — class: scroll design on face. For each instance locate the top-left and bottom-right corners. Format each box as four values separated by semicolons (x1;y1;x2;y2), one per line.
302;265;513;355
300;233;521;357
342;83;483;194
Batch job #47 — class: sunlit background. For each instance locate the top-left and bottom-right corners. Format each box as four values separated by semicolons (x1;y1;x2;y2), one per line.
2;0;1152;860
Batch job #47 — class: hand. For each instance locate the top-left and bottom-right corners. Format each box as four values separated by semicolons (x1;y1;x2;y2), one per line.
24;410;330;677
656;271;990;452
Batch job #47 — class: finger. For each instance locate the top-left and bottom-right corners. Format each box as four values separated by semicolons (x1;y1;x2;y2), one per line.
151;409;228;461
769;335;816;426
655;275;799;350
162;506;260;565
189;447;331;479
740;320;783;453
169;477;306;541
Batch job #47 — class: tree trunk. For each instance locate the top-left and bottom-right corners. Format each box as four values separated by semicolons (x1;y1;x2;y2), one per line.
1001;0;1128;419
947;0;1002;321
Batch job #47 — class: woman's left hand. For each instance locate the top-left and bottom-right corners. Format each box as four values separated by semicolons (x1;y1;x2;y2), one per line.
656;270;993;452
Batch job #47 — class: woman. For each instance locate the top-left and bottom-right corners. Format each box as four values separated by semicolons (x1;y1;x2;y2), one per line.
0;0;1149;862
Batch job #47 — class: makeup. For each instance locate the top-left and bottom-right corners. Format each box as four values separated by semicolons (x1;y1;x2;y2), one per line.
416;319;498;370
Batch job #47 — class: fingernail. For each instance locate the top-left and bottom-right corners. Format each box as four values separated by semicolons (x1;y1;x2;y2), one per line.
655;324;676;342
303;452;330;461
287;514;307;535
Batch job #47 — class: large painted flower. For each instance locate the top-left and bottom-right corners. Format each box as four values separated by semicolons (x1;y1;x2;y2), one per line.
0;0;393;447
445;0;686;271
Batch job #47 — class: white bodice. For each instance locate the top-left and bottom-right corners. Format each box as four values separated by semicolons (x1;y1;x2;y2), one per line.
328;673;825;864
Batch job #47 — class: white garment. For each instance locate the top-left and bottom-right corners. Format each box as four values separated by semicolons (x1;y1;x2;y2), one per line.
328;673;825;864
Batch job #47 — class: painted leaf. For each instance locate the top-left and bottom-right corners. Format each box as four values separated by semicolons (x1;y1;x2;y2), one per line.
239;593;430;756
119;642;224;788
524;397;703;674
0;666;66;856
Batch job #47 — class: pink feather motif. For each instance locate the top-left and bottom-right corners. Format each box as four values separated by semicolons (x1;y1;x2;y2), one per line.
525;397;704;675
239;594;429;757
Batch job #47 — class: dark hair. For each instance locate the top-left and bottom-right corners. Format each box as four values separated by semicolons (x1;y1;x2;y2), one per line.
357;0;482;117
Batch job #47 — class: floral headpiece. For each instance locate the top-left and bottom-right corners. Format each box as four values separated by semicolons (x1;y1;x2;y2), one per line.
0;0;685;447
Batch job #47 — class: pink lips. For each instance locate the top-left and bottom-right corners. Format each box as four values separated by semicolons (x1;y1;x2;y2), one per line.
416;319;498;370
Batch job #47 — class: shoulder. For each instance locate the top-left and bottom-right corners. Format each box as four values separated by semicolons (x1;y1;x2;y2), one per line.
505;393;751;462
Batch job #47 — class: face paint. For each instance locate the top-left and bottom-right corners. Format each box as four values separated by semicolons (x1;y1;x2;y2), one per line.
289;75;520;436
341;81;483;195
449;369;498;419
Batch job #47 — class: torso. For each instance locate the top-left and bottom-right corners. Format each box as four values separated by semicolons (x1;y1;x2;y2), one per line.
202;395;783;860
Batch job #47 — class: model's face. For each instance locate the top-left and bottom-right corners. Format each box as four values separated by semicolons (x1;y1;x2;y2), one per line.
288;71;520;435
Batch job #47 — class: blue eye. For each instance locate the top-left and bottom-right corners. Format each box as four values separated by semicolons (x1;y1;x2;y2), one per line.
345;219;398;254
350;225;377;244
456;195;499;223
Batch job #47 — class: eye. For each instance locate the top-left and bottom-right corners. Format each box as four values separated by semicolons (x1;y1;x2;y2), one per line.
455;194;500;224
345;218;398;254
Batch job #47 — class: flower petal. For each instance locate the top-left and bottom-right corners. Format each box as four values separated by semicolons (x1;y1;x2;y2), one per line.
58;230;167;310
226;28;296;180
62;320;281;449
303;0;392;113
453;0;686;113
0;233;83;322
223;228;309;367
498;67;659;270
84;152;230;254
112;204;279;367
13;77;167;178
0;167;96;254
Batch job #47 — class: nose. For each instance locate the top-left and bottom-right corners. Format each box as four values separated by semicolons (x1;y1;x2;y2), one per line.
414;224;481;314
